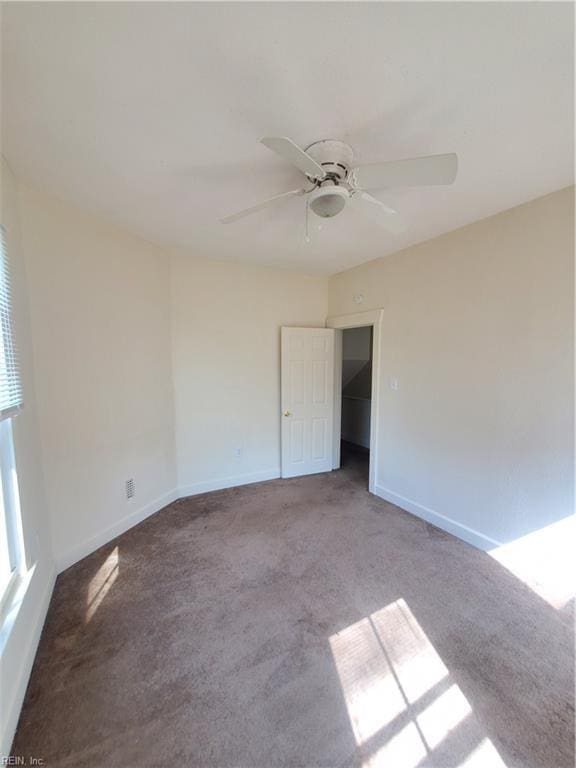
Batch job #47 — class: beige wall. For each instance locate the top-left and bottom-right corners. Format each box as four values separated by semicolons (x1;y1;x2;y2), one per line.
18;184;177;569
14;182;573;560
13;182;329;566
329;187;574;546
0;160;55;755
170;253;328;492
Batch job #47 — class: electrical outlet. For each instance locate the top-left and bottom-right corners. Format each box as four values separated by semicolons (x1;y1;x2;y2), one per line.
234;447;242;458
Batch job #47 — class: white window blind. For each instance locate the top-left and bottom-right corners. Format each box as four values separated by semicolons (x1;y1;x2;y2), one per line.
0;226;22;421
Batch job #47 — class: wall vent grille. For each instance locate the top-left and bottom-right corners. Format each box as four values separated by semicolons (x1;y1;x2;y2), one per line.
125;478;135;500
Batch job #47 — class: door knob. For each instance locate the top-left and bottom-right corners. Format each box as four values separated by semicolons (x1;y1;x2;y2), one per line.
283;410;291;417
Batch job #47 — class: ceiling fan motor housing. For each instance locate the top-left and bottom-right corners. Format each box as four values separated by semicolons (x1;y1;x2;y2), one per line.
304;139;354;182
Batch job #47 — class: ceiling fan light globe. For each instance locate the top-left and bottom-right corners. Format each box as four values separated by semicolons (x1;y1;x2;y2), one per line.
309;186;349;218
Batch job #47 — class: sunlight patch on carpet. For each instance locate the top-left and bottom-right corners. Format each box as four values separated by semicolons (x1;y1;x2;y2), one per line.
85;546;119;623
329;598;507;767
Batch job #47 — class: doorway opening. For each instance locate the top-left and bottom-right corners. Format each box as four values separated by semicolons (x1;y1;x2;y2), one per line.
279;310;382;489
328;308;383;494
340;326;373;488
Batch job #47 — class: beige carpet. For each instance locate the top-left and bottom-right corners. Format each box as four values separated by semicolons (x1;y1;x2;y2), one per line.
12;445;574;767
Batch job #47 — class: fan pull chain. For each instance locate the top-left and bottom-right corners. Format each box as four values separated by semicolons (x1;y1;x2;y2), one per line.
305;199;311;244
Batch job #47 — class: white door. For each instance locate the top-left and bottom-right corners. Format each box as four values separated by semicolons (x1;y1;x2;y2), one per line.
281;327;335;478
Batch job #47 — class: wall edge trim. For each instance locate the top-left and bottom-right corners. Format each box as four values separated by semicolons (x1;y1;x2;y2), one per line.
178;468;281;498
374;483;502;551
56;487;179;573
57;468;283;573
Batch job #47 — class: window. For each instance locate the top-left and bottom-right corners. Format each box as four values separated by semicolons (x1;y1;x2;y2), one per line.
0;419;22;597
0;225;24;603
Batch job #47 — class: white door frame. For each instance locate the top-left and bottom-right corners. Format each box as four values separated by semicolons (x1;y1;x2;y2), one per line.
326;309;384;494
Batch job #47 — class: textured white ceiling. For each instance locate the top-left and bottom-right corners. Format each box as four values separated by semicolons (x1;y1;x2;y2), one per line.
2;2;573;275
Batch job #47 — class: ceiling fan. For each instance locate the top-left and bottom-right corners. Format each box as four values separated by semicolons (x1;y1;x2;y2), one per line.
220;137;458;234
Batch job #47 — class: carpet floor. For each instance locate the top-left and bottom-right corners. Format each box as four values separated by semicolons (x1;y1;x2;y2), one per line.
12;444;574;767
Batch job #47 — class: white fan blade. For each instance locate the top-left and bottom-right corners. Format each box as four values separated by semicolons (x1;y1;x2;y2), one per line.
352;153;458;191
351;192;407;234
220;188;306;224
261;137;327;180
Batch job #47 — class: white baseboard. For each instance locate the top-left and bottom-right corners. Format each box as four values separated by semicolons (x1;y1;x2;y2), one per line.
56;487;179;573
56;470;282;573
1;561;56;758
178;467;281;498
374;483;501;552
